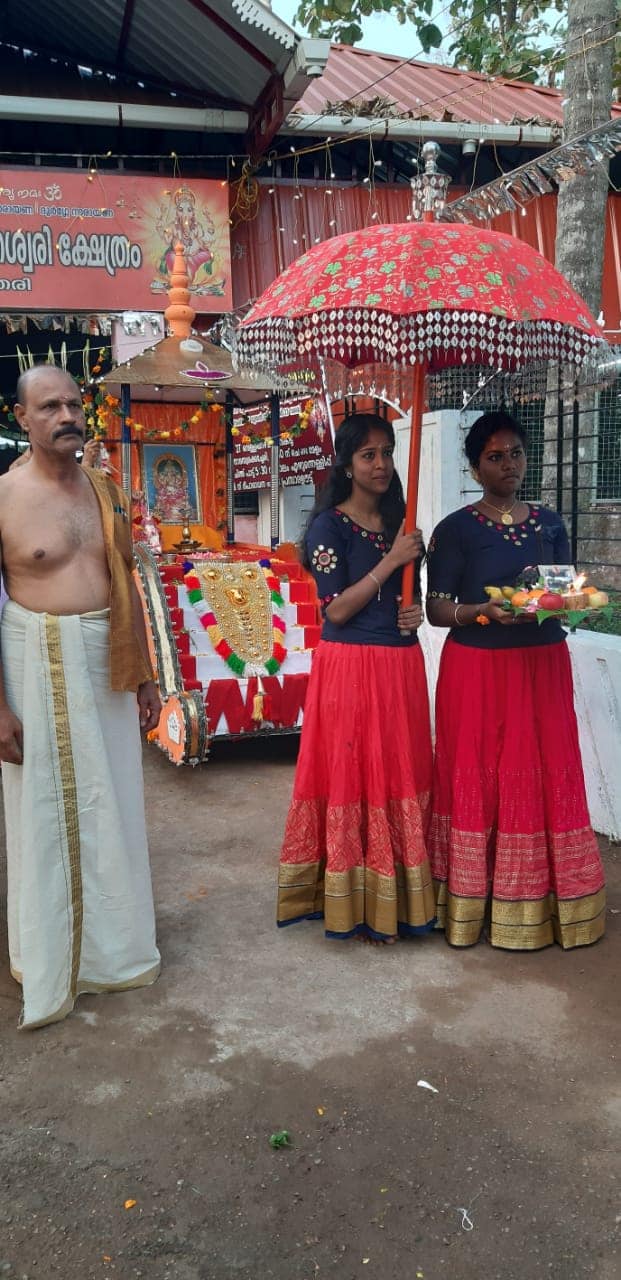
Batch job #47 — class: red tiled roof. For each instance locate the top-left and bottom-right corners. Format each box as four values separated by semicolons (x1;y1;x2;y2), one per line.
293;44;621;127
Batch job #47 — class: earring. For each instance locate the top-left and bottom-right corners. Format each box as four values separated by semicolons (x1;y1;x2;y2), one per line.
346;470;352;479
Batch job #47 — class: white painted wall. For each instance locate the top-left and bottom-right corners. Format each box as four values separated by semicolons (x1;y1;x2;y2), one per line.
111;315;164;365
396;408;621;840
257;489;270;548
282;483;315;546
234;514;258;544
566;631;621;839
258;483;315;548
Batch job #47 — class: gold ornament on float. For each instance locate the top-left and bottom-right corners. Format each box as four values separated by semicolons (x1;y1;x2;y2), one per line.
199;563;274;666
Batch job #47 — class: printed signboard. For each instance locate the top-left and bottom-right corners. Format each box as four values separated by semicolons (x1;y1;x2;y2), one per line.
0;170;231;311
232;399;334;492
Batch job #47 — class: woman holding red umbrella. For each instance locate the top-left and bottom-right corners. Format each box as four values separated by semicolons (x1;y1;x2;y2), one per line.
277;412;436;944
426;410;606;951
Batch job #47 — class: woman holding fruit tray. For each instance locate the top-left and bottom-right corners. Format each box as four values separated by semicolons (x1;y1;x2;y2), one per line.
426;410;605;951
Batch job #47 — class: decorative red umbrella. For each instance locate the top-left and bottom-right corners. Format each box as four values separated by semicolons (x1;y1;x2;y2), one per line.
236;149;611;606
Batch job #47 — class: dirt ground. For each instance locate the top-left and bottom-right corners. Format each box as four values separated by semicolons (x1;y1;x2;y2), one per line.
0;737;619;1280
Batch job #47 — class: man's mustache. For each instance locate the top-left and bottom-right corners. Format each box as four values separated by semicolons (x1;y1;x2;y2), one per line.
52;426;85;440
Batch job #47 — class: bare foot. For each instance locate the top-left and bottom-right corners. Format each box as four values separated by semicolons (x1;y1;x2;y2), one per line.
357;933;398;946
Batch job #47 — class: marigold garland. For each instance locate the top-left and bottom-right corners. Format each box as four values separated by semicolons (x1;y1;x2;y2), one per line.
82;384;121;439
183;557;287;677
230;398;314;447
81;353;219;442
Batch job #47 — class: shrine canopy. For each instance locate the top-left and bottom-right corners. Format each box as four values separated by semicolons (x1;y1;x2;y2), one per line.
106;333;275;405
105;331;279;551
107;240;277;405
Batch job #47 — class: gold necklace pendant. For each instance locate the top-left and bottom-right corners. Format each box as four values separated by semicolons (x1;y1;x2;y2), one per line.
480;498;517;525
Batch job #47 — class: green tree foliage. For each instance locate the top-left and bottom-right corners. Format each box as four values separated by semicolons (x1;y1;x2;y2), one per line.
295;1;569;83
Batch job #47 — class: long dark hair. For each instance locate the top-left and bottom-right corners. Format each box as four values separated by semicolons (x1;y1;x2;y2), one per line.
301;412;405;567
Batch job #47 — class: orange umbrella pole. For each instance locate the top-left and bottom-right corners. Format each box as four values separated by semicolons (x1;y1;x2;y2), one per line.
400;153;437;613
401;360;427;609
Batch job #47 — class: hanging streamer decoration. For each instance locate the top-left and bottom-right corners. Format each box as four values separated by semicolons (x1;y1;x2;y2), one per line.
439;118;621;226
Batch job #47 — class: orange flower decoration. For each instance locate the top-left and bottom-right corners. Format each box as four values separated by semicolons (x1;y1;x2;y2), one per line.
475;613;490;626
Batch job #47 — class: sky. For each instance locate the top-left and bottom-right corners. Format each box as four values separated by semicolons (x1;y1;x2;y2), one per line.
271;0;445;58
270;2;561;63
270;0;448;59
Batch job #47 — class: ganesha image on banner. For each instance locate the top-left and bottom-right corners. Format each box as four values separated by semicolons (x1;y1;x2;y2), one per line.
152;184;225;297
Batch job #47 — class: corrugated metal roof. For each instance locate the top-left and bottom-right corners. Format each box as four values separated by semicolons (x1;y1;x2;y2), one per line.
293;44;618;128
0;0;296;109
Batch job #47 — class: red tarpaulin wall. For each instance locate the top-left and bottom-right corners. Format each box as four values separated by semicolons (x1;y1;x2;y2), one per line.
231;186;621;345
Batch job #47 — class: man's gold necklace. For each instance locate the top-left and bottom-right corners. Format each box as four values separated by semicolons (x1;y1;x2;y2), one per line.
479;498;522;526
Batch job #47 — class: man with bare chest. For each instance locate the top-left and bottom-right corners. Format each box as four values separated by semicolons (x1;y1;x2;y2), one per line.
0;367;161;1029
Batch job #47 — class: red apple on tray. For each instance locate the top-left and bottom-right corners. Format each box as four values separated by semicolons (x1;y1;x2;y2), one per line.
538;592;565;611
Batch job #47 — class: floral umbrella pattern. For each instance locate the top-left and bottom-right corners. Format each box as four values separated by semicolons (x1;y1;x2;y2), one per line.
236;222;609;381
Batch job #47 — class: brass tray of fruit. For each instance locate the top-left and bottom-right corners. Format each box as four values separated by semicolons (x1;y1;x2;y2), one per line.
483;566;614;630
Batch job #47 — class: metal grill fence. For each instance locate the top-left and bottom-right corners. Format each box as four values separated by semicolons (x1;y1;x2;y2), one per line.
597;376;621;502
551;373;621;588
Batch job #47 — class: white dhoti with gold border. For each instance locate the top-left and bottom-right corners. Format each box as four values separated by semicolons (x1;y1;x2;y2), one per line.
1;600;161;1030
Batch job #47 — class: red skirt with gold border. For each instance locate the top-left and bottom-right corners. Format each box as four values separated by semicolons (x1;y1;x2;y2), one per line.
429;637;605;950
277;640;436;940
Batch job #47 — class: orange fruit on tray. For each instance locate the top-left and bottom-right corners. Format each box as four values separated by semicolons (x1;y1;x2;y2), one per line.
583;585;597;595
526;588;544;599
510;590;530;607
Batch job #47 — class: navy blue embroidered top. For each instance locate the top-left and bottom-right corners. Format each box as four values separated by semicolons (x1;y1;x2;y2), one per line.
305;508;420;647
426;503;570;649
